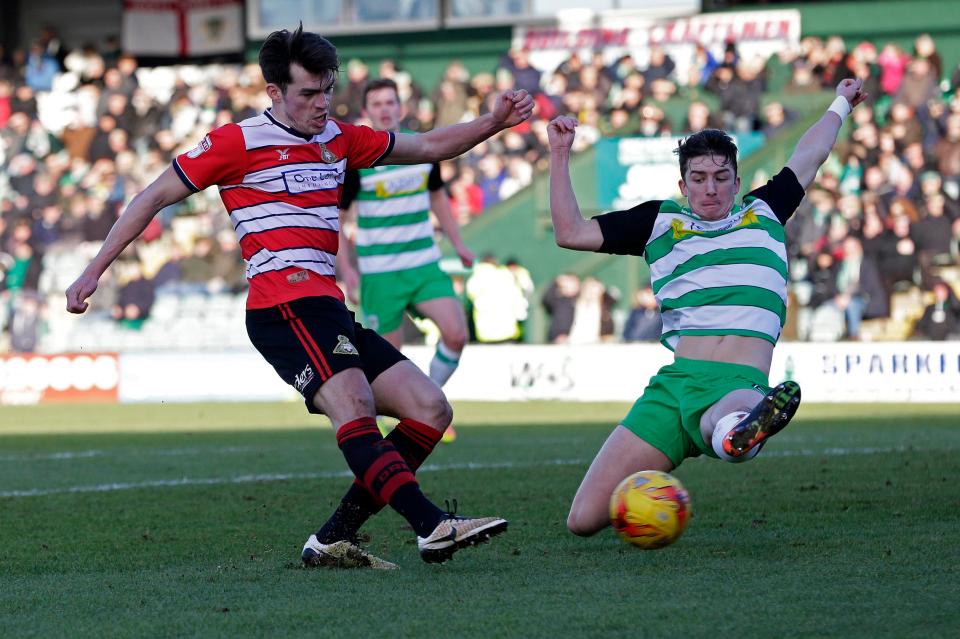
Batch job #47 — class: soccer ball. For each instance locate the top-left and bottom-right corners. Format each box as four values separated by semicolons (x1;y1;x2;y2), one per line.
609;470;692;549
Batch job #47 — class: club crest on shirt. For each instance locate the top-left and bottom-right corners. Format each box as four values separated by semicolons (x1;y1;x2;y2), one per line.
319;142;338;163
186;135;212;158
333;335;358;356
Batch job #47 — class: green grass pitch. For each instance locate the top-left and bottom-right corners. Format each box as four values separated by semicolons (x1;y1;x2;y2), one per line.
1;401;958;638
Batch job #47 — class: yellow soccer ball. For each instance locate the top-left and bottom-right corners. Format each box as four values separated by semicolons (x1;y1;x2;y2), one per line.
609;470;692;549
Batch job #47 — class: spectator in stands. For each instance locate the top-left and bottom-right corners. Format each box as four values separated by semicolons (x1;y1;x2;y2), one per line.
332;58;368;121
913;280;960;340
8;290;43;352
879;213;920;294
622;286;662;342
761;101;798;138
542;273;580;344
913;33;943;82
24;43;59;93
448;165;484;222
465;254;526;343
568;276;618;344
643;46;676;84
503;48;542;97
878;43;911;96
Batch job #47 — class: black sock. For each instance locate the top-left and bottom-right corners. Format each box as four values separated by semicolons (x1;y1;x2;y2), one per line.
332;417;442;538
317;419;445;542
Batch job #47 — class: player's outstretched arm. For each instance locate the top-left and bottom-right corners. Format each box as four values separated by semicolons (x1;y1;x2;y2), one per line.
65;167;191;314
786;78;868;190
383;90;534;164
548;115;603;251
430;189;474;267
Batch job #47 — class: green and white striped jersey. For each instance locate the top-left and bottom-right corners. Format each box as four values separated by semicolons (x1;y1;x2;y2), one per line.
594;168;806;351
341;162;444;274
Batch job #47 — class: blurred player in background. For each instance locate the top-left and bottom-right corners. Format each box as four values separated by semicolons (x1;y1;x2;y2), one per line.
66;25;534;567
547;78;867;536
338;78;474;443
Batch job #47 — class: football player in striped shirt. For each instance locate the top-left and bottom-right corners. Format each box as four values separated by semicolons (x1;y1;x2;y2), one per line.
65;25;534;567
546;79;867;537
338;78;474;443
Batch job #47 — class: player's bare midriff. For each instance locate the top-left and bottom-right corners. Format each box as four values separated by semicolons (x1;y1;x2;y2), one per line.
673;334;774;376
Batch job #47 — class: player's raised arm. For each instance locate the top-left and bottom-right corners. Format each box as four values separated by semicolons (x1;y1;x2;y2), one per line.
547;115;603;251
65;167;191;314
382;89;534;164
786;78;868;190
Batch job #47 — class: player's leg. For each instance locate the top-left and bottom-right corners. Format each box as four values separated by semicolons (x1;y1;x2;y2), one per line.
312;322;505;563
701;382;801;462
411;267;466;442
315;360;453;543
410;265;465;388
567;426;674;536
413;295;468;388
358;270;408;350
247;298;449;566
569;366;684;536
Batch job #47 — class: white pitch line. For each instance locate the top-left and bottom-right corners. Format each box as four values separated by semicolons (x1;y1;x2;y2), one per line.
0;445;922;499
0;458;586;498
0;445;279;463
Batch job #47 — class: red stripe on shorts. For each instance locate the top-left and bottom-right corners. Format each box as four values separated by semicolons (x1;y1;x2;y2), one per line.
280;303;333;380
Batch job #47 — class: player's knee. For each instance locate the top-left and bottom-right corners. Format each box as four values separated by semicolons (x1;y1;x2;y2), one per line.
441;329;467;353
566;505;601;537
417;386;453;429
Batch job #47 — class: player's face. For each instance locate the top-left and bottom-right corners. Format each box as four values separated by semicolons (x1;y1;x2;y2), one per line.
679;155;741;220
270;63;336;135
363;87;402;132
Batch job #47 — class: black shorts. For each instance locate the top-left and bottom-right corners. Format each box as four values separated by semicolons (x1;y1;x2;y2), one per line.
246;296;407;414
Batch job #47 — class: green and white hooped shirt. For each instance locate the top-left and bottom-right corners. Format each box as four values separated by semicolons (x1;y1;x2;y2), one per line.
340;160;444;275
593;168;806;351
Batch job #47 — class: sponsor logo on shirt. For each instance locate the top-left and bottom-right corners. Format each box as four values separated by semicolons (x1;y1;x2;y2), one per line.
287;270;310;284
374;173;428;198
186;135;212;158
670;210;759;238
277;147;290;160
282;168;343;194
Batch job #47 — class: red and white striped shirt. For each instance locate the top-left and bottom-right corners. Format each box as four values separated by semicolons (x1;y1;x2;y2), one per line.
173;110;394;309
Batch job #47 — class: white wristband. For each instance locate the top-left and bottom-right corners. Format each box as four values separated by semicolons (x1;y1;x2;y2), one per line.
828;96;852;121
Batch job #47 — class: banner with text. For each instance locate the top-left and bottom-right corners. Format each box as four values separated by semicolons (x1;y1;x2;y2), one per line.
0;353;120;405
6;342;954;406
513;9;800;82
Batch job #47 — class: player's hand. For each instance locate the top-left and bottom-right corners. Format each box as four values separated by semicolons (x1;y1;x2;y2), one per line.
547;115;578;152
65;272;99;314
492;89;535;128
454;243;475;268
837;78;868;109
341;267;360;305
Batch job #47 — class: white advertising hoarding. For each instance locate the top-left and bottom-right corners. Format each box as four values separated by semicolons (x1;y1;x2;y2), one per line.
112;342;960;405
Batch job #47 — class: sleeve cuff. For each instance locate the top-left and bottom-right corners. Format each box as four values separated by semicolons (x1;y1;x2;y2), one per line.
172;159;201;193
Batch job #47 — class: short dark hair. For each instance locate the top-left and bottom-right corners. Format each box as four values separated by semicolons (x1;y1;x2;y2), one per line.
258;24;339;92
675;128;738;178
363;78;399;107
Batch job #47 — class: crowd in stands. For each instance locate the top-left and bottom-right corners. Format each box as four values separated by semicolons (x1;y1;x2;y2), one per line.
2;25;960;353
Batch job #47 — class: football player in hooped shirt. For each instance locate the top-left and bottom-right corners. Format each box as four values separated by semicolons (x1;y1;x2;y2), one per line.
547;79;867;537
65;25;534;568
338;78;475;443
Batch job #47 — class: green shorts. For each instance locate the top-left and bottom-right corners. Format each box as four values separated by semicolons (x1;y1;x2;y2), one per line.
622;357;771;467
360;262;456;333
